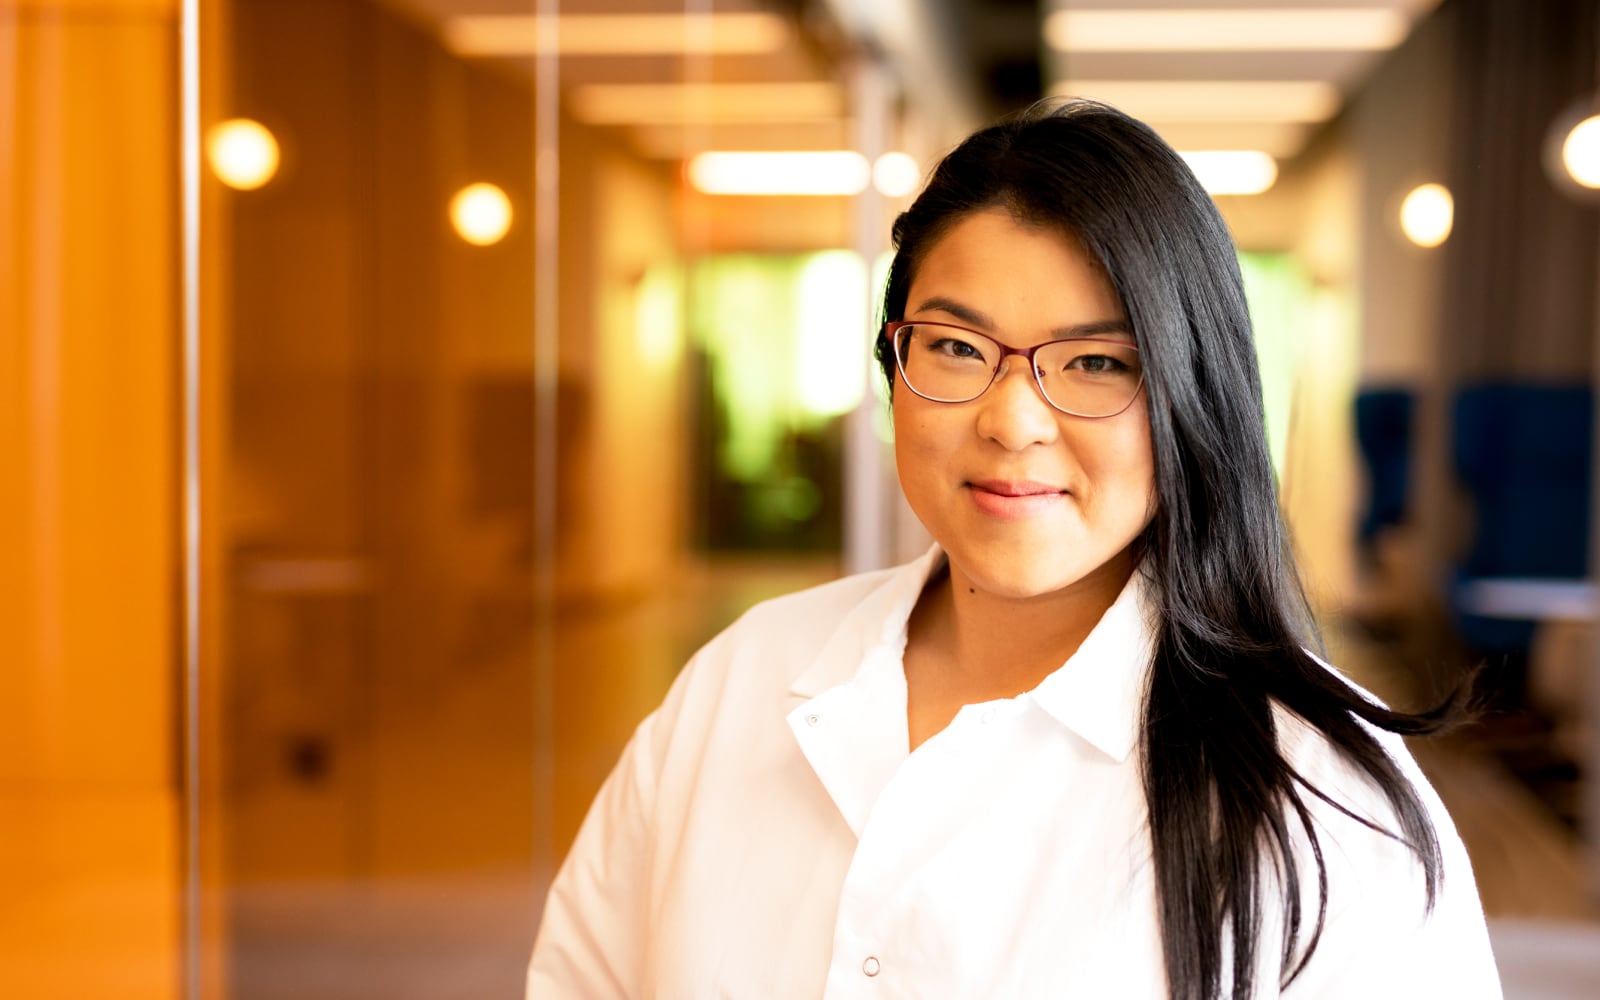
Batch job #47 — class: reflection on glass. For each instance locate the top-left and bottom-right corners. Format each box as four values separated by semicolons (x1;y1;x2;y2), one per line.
182;0;867;995
689;252;863;551
207;118;280;191
212;1;538;996
442;11;790;57
450;182;514;246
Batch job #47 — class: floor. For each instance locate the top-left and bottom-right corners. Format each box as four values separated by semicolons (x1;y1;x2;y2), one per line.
224;557;1600;998
1327;623;1600;998
227;554;845;1000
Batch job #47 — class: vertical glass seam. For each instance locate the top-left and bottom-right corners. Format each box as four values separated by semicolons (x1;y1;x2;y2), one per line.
179;0;202;995
531;0;560;940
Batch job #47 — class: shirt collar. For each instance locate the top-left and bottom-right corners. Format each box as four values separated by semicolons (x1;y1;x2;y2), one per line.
1028;567;1157;763
786;544;945;701
786;545;1157;763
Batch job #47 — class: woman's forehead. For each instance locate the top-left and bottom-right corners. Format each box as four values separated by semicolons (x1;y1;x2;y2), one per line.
905;209;1125;324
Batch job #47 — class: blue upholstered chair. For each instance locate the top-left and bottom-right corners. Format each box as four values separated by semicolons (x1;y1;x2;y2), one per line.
1450;384;1592;660
1354;388;1416;550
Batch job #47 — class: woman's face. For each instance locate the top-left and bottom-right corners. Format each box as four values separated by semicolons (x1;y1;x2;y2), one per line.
893;207;1157;602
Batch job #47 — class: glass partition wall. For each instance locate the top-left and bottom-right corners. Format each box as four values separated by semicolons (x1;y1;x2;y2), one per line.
189;1;901;997
1;4;182;998
205;2;544;995
1;0;926;992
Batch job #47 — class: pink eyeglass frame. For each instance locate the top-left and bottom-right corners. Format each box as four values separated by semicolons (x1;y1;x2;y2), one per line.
881;320;1145;419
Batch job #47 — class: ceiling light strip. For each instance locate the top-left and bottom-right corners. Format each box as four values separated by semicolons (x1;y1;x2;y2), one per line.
1045;8;1410;53
571;83;845;125
444;13;788;57
1179;150;1279;196
1054;80;1341;123
689;151;871;196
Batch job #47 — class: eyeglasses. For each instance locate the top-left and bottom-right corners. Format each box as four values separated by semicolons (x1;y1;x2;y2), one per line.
883;321;1144;418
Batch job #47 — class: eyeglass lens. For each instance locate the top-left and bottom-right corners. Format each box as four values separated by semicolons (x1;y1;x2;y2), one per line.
893;324;1142;417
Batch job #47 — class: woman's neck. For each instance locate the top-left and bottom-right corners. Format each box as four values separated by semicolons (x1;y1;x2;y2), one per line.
907;549;1137;709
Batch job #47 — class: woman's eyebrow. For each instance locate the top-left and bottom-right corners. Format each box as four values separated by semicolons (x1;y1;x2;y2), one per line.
909;296;993;329
1051;319;1133;339
911;296;1133;340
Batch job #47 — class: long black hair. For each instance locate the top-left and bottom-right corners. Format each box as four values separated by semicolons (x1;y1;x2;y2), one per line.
878;101;1464;999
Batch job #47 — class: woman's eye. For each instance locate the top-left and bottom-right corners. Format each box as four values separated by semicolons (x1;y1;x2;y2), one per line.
932;338;985;360
1068;354;1123;374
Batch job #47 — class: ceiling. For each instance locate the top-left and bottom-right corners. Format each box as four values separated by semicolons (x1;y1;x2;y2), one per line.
385;0;860;157
1039;0;1443;160
383;0;1444;169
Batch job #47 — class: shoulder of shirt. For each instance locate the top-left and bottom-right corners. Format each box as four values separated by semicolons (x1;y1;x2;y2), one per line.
1268;658;1454;883
1265;662;1494;991
1272;662;1407;819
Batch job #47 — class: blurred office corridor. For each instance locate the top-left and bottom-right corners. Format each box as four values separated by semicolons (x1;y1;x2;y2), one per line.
4;0;1600;997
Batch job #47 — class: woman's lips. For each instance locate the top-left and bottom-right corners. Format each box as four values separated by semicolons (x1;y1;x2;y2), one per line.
966;479;1067;519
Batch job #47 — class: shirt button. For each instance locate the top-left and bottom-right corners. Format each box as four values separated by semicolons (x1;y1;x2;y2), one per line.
980;707;996;724
862;956;881;977
806;713;821;726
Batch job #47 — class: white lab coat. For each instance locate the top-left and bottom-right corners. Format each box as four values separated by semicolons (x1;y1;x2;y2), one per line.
528;546;1502;999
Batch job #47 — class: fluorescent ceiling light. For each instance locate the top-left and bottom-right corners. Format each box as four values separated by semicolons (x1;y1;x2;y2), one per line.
1136;121;1310;159
688;151;870;196
571;83;844;125
872;152;922;198
627;122;851;160
444;13;788;57
1045;8;1410;52
1178;151;1278;196
1054;80;1340;122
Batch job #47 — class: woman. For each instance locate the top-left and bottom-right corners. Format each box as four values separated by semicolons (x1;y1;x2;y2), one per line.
528;101;1501;999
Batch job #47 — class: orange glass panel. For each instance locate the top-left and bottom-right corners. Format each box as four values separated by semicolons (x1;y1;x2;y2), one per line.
0;2;182;997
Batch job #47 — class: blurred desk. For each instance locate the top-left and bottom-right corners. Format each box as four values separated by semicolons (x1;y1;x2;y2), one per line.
1456;578;1597;622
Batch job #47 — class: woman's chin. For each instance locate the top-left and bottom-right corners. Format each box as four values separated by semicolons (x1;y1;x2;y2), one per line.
948;543;1139;604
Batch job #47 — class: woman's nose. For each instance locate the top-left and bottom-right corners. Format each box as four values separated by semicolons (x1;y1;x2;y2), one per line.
975;358;1059;450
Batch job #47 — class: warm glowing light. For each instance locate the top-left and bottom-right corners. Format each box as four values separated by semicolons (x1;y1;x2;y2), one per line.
444;12;788;56
871;250;897;443
872;152;921;197
1179;151;1278;196
634;265;682;371
626;122;854;160
450;183;513;246
571;83;843;125
1055;81;1340;123
207;119;279;190
1399;183;1453;247
795;251;868;418
689;151;870;196
1045;8;1409;52
1562;115;1600;188
1142;122;1308;159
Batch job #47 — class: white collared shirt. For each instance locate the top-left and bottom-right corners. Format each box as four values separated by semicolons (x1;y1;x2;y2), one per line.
528;548;1502;999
